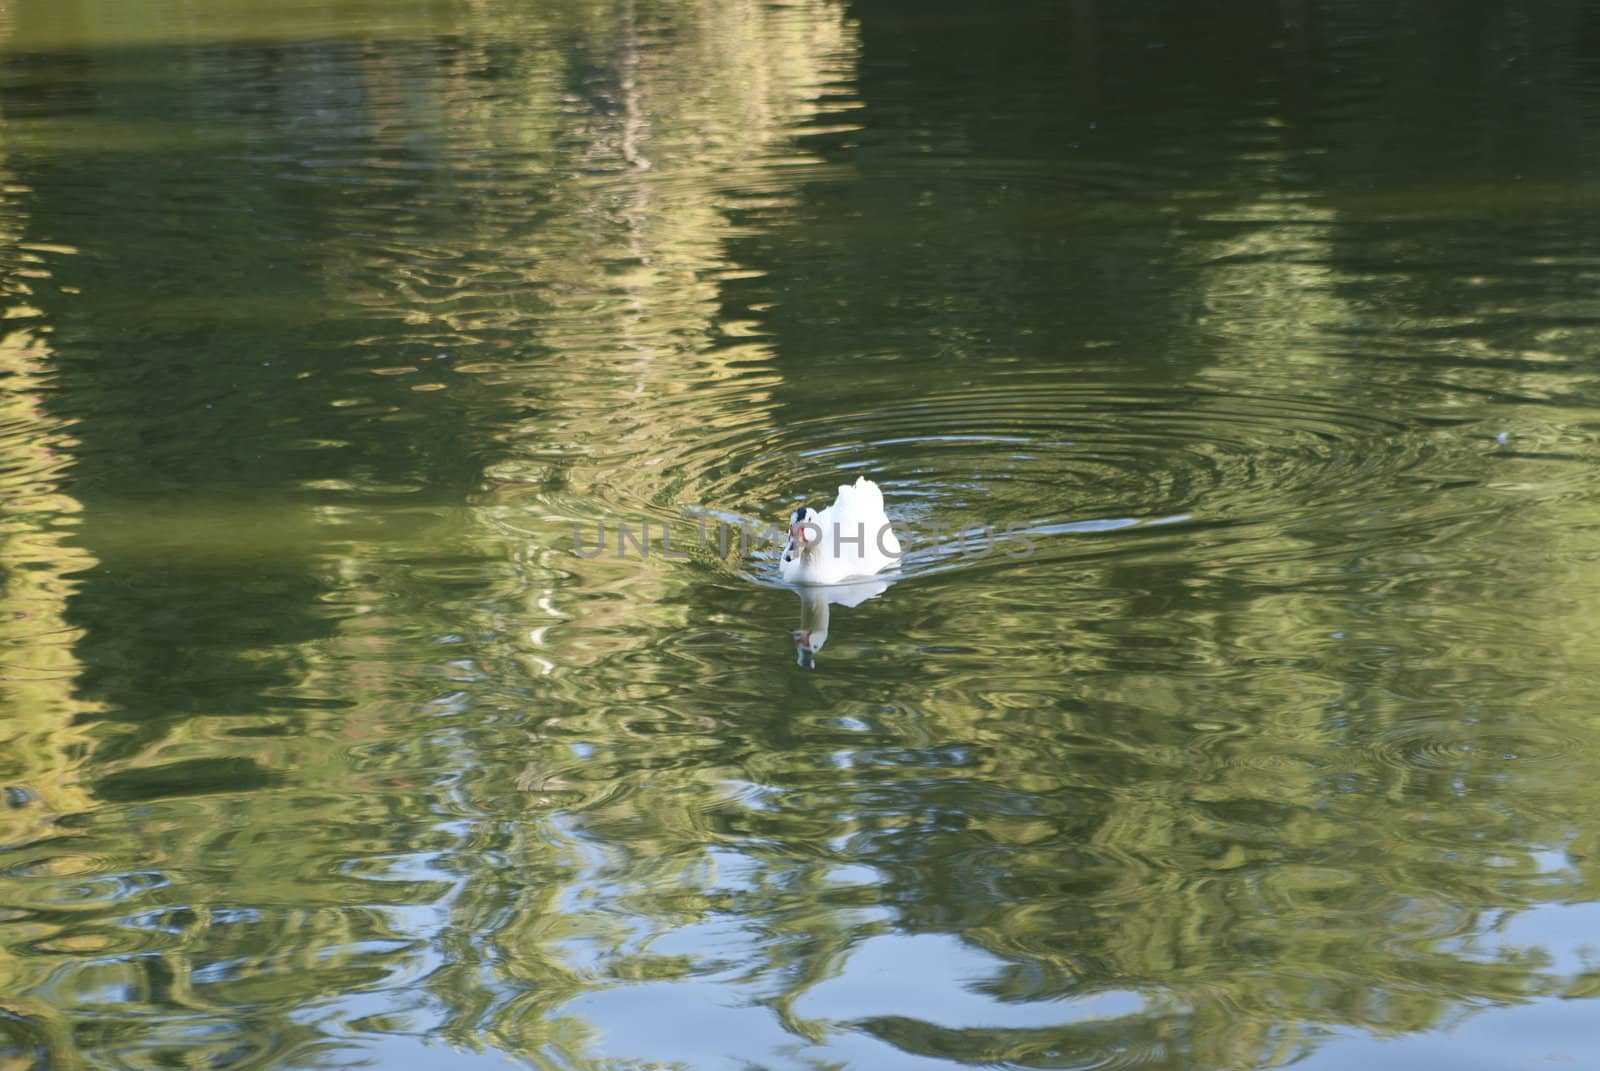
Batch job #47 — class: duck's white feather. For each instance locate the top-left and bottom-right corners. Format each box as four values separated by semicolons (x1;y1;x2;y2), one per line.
780;476;900;585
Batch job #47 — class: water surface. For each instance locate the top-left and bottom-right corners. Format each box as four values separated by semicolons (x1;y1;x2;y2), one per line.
4;1;1600;1068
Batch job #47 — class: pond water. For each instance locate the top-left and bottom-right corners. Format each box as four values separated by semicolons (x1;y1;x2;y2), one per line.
4;1;1600;1068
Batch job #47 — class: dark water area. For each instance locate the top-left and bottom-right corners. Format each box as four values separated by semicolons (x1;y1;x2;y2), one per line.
5;1;1600;1068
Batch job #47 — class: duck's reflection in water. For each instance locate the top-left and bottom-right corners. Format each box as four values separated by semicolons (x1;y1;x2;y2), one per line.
792;577;892;668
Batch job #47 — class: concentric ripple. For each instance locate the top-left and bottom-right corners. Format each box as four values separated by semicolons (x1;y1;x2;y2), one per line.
482;366;1468;585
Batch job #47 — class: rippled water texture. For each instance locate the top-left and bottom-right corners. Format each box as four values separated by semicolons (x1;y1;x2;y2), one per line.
6;0;1600;1068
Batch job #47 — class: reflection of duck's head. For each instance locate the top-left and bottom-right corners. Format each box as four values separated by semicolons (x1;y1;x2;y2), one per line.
793;588;830;668
787;576;893;668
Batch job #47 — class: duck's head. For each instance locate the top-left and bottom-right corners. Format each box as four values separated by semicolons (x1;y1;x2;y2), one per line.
783;506;819;564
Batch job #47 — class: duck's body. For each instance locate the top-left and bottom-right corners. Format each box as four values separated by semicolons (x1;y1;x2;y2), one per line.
780;476;900;585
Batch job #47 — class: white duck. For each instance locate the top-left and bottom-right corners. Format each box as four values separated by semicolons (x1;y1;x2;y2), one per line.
780;476;901;585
